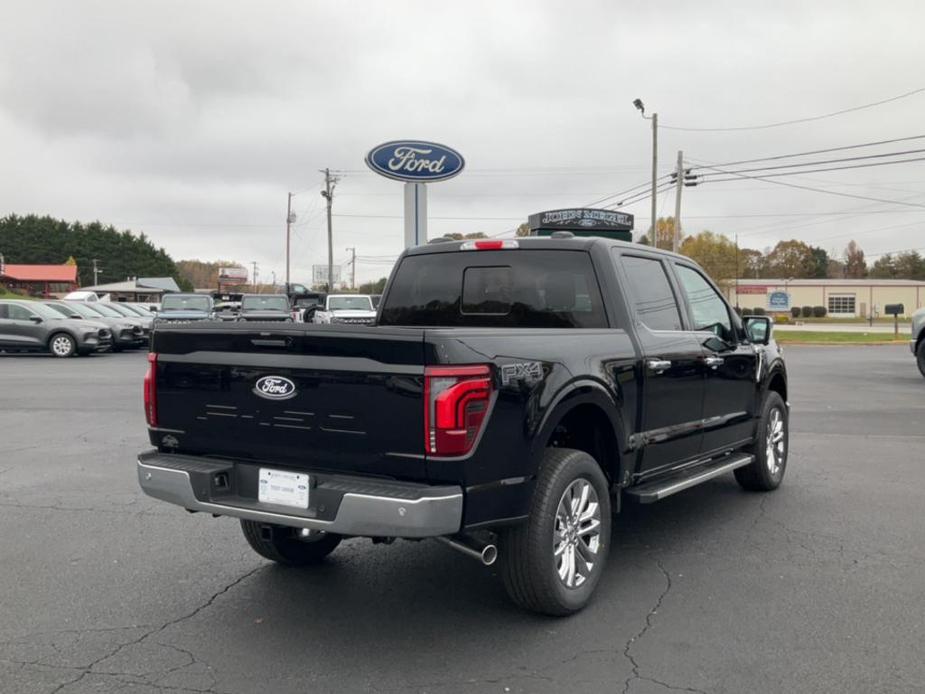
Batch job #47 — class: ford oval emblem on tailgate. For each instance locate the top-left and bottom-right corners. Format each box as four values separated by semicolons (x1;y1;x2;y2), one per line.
254;375;297;400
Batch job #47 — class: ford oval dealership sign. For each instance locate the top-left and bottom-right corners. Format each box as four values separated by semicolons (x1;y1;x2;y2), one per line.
365;140;465;182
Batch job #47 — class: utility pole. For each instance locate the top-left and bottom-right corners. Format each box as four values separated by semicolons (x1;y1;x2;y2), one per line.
346;247;356;290
285;192;294;288
734;233;740;310
672;150;683;253
271;271;277;290
92;259;101;285
251;261;258;292
320;169;339;292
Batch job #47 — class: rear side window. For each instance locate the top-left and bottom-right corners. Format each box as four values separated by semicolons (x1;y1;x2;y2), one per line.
619;255;683;331
379;250;608;328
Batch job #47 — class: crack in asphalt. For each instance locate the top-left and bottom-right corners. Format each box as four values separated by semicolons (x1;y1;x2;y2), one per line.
44;564;264;694
620;559;708;694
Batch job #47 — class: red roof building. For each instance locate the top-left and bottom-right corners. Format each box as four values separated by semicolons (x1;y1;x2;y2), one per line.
0;264;79;297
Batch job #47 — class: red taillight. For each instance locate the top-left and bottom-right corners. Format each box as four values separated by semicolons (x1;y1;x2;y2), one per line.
459;239;519;251
424;365;492;457
144;352;158;427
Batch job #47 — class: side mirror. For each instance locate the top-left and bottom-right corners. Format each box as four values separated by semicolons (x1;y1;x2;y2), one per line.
743;316;772;345
29;315;43;324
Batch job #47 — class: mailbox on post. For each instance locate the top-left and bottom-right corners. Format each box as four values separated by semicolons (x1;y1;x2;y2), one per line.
884;304;904;338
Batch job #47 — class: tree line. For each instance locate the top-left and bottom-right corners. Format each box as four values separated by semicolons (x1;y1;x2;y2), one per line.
642;217;923;282
0;214;193;290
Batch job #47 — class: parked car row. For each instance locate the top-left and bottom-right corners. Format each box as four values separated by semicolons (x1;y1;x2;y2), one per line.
0;299;153;357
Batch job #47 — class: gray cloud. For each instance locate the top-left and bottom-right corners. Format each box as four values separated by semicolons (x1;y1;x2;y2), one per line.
1;0;924;284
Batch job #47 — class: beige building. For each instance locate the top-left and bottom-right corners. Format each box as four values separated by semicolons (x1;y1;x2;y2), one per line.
724;279;925;318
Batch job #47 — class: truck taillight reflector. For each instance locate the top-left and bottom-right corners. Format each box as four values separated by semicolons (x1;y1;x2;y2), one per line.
424;365;492;457
144;352;158;427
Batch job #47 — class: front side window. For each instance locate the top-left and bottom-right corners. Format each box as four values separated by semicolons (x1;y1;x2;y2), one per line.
675;265;733;340
620;255;683;331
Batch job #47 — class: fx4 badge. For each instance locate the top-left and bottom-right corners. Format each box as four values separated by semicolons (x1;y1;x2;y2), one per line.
500;361;543;386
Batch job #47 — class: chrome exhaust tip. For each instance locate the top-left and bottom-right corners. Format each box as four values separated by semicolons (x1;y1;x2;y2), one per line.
436;536;498;566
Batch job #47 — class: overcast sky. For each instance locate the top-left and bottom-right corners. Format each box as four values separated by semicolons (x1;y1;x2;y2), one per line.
2;0;924;285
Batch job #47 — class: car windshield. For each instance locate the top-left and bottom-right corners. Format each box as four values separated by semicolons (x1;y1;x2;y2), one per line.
104;304;139;317
61;302;104;319
84;303;123;318
242;296;289;312
161;296;211;312
45;303;81;318
119;304;150;317
328;296;373;311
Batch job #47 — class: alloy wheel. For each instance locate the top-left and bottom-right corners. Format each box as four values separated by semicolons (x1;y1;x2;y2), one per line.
766;407;786;476
553;478;602;589
52;336;73;357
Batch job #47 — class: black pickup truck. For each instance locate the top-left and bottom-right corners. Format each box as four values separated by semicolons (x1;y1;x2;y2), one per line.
139;236;789;615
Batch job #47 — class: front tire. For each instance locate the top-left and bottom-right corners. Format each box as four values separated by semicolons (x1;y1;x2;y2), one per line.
240;521;341;566
499;448;611;616
916;340;925;378
48;333;76;358
735;391;789;492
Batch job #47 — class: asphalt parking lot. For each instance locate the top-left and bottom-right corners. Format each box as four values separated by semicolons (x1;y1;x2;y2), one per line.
1;346;924;694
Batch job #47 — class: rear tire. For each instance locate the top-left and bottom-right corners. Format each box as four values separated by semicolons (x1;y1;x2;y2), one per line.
735;391;788;492
48;333;76;358
240;521;341;566
499;448;611;616
916;340;925;378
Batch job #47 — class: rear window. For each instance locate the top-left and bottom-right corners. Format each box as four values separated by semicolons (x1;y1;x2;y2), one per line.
379;250;608;328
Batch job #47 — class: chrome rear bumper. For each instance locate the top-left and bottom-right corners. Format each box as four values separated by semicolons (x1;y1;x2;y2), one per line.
137;451;462;538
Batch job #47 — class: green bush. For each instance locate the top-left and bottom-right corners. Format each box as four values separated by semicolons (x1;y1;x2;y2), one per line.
776;314;790;324
801;306;813;318
732;306;743;317
753;307;766;316
790;307;801;318
813;305;827;318
742;307;754;316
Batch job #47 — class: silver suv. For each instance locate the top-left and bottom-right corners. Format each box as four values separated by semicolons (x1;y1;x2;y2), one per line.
0;300;112;357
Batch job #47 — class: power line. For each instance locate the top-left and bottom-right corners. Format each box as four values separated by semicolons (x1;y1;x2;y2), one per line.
698;156;925;183
687;159;925;209
693;148;925;178
695;134;925;169
660;86;925;132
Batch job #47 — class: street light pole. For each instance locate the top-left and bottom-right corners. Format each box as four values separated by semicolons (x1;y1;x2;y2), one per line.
285;192;293;287
633;99;658;246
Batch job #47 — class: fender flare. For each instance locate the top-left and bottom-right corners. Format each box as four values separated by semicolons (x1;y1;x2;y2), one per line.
529;379;630;484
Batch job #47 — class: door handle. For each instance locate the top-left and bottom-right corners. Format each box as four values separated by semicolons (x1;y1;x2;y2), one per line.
704;356;724;369
646;359;672;373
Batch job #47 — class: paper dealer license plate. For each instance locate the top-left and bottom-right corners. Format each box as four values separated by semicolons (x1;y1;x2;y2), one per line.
258;468;309;509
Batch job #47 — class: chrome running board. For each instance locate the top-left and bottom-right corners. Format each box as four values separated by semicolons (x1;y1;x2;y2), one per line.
626;454;754;504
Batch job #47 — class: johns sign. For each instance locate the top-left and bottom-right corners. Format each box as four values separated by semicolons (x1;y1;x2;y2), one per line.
528;208;634;233
365;141;465;182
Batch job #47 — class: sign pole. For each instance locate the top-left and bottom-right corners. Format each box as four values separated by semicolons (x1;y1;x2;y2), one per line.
404;182;427;248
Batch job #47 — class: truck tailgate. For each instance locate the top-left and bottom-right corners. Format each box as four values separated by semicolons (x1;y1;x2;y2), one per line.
150;324;426;481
